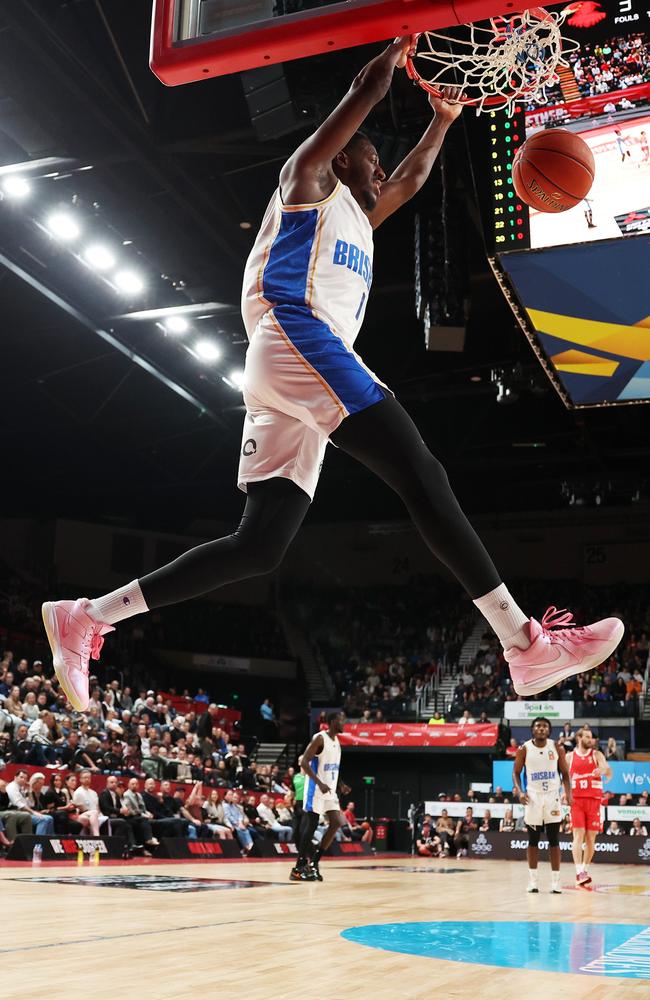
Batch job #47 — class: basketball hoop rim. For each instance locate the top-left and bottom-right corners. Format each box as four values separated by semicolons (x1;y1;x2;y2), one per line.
404;6;563;111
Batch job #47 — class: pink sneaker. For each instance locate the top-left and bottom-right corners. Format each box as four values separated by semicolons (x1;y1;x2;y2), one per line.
42;599;114;711
576;870;592;886
505;606;624;697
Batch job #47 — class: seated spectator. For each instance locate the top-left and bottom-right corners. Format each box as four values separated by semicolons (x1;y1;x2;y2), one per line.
434;810;454;852
141;777;192;839
72;769;105;837
0;777;32;840
222;789;255;854
257;793;293;841
142;743;166;781
454;807;477;856
122;777;161;851
343;800;373;843
276;793;295;831
479;809;495;832
97;775;136;851
6;769;55;836
458;710;476;726
171;783;214;840
505;738;519;758
243;793;267;835
606;820;623;835
201;789;234;840
428;712;445;725
499;808;516;832
416;817;442;857
605;737;623;762
629;817;648;837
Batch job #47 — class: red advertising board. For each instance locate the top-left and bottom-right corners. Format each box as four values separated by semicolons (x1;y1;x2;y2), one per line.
339;723;498;748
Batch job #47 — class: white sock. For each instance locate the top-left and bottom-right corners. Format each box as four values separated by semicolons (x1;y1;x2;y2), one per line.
88;580;149;625
528;868;538;883
575;863;583;875
551;871;561;886
473;583;530;649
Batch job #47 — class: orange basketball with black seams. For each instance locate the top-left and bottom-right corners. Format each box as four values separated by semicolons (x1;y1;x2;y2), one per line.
512;128;595;213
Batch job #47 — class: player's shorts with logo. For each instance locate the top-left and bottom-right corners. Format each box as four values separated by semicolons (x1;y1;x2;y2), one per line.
303;778;339;817
524;790;563;828
571;797;602;832
238;310;388;500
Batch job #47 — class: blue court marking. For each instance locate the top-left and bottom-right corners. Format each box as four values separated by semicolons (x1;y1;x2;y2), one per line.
340;921;650;979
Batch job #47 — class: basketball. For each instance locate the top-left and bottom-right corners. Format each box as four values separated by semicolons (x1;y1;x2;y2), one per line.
512;129;595;213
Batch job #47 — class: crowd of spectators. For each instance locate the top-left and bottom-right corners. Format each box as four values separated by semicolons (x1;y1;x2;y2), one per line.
293;579;473;720
569;34;650;98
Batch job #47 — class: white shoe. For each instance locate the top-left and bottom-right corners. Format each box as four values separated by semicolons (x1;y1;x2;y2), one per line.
527;882;539;893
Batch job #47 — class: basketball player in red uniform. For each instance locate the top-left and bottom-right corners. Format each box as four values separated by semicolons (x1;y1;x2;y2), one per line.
568;727;612;887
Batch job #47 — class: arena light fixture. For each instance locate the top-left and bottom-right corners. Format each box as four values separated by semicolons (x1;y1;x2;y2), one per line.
164;315;190;334
2;175;31;200
114;269;146;295
83;244;117;271
46;210;81;241
228;368;245;390
194;338;221;363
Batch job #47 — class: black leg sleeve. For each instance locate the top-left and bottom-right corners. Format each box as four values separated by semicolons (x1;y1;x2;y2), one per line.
139;478;311;609
331;397;501;598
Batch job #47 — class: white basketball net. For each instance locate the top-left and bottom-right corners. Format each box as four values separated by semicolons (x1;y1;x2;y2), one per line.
407;7;580;116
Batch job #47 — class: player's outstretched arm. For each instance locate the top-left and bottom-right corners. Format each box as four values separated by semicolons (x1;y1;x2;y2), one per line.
280;37;412;205
368;87;464;229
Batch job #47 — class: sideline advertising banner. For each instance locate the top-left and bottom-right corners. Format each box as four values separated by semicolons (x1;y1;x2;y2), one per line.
468;831;650;865
493;759;650;795
504;701;574;721
339;723;499;748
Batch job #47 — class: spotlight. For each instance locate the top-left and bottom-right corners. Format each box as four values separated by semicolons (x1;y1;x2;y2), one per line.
496;382;518;405
194;339;221;363
84;244;116;271
228;368;245;389
46;211;81;241
114;269;145;295
2;176;31;200
164;315;189;334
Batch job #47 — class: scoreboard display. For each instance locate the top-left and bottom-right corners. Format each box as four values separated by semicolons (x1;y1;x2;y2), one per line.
487;2;650;408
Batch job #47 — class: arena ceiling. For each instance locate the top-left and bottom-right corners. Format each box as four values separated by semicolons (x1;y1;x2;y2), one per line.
1;0;648;531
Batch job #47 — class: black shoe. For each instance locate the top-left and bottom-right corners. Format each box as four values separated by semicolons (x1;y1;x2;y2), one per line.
290;865;317;882
309;859;323;882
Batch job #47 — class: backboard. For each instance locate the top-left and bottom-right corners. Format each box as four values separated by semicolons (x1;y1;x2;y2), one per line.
150;0;533;87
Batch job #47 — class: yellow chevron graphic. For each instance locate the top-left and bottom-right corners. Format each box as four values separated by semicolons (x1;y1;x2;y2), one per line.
527;309;650;361
551;349;619;377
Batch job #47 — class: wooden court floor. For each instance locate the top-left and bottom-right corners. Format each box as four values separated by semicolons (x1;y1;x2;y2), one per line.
1;856;648;999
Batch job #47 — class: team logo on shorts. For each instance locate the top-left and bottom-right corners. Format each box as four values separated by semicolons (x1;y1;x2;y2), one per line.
242;439;257;456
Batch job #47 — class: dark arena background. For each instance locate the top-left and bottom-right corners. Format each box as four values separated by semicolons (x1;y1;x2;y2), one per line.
0;2;649;998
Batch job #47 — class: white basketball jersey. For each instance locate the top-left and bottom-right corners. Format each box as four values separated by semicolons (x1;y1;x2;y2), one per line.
241;180;373;348
524;739;561;796
304;731;341;811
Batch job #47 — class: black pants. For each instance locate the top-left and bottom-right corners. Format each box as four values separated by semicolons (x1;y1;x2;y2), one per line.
140;397;500;609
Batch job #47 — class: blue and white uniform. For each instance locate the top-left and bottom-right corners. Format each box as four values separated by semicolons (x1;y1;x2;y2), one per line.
303;730;341;816
523;738;562;828
238;180;388;499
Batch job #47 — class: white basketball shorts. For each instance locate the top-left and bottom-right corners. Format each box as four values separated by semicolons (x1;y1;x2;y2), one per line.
238;307;388;500
524;790;562;828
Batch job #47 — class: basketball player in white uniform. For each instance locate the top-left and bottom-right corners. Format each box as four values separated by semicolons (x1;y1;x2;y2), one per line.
513;717;572;894
42;40;623;714
291;711;349;881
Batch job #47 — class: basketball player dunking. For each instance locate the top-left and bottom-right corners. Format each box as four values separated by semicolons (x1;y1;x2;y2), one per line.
568;727;612;887
291;711;349;882
42;38;623;714
513;717;571;894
